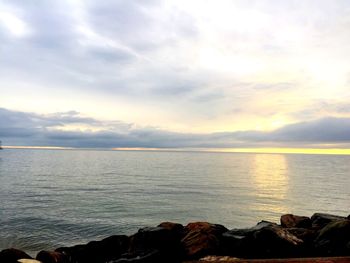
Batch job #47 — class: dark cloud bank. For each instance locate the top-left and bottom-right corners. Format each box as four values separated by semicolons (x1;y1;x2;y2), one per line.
1;108;350;149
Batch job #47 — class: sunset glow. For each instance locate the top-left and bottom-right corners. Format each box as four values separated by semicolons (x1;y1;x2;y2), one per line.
1;0;350;150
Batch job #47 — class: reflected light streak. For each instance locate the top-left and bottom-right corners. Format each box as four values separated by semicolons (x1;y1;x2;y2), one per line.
250;154;289;218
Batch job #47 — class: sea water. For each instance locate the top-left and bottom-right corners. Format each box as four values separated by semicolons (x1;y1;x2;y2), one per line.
0;149;349;254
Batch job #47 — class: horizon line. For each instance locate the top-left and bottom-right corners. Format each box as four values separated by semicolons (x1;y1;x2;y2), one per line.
2;145;350;155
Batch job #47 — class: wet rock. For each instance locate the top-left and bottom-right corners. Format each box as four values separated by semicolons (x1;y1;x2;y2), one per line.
181;222;228;259
254;225;304;257
224;221;276;238
222;221;304;258
281;214;311;228
311;213;347;228
314;219;350;256
56;235;129;263
36;250;67;263
129;226;183;262
222;221;277;256
157;222;185;239
288;227;318;244
0;248;32;263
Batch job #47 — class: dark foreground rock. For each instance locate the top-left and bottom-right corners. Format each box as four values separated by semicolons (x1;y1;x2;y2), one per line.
311;213;347;229
127;226;183;262
314;219;350;256
36;250;68;263
1;212;349;263
0;248;32;263
55;235;129;263
222;221;306;258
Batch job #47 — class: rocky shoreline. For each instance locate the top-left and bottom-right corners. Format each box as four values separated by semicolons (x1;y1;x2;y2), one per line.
1;213;350;263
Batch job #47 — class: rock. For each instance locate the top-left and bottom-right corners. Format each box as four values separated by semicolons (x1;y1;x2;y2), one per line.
224;221;276;238
281;214;311;228
311;213;347;228
0;248;32;263
56;235;129;263
222;221;277;257
254;225;304;257
181;222;228;259
36;251;67;263
314;219;350;256
222;221;304;258
128;226;183;262
157;222;185;239
287;227;318;244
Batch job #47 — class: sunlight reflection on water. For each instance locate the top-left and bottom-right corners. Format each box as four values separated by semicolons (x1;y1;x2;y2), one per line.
250;154;289;221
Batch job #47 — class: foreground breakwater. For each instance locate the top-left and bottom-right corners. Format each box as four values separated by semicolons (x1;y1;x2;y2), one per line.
1;213;350;263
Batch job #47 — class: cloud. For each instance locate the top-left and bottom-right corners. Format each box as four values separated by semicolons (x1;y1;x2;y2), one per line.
1;0;350;133
1;108;350;148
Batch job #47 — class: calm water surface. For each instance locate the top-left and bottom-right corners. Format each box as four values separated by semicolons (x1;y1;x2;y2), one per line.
0;149;349;254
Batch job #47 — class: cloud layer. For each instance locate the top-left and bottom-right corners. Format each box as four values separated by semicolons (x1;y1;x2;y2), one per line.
1;108;350;148
1;1;350;144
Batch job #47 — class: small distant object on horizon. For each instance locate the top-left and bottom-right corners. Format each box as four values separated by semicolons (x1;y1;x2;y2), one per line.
0;141;2;150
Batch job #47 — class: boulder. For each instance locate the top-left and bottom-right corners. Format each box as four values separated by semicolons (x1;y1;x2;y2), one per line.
253;225;304;258
285;228;317;242
157;222;185;239
281;214;311;228
314;219;350;256
224;221;276;237
0;248;32;263
222;221;304;258
128;226;183;262
311;213;347;228
36;251;67;263
56;235;129;263
222;221;277;257
181;222;228;259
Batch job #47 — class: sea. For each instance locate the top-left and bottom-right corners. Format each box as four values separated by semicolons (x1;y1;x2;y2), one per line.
0;149;349;255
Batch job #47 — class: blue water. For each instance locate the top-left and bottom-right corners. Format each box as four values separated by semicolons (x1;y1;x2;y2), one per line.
0;149;349;254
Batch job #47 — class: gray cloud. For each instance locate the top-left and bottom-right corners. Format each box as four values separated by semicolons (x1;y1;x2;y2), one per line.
1;0;350;129
1;108;350;148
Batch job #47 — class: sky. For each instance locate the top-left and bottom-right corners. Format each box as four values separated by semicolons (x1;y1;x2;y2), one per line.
1;0;350;151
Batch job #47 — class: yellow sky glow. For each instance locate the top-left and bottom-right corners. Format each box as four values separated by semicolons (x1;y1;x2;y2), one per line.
4;146;349;155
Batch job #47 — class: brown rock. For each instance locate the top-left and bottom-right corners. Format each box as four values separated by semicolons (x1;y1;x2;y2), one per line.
281;214;311;228
36;251;67;263
181;222;228;259
0;248;32;263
